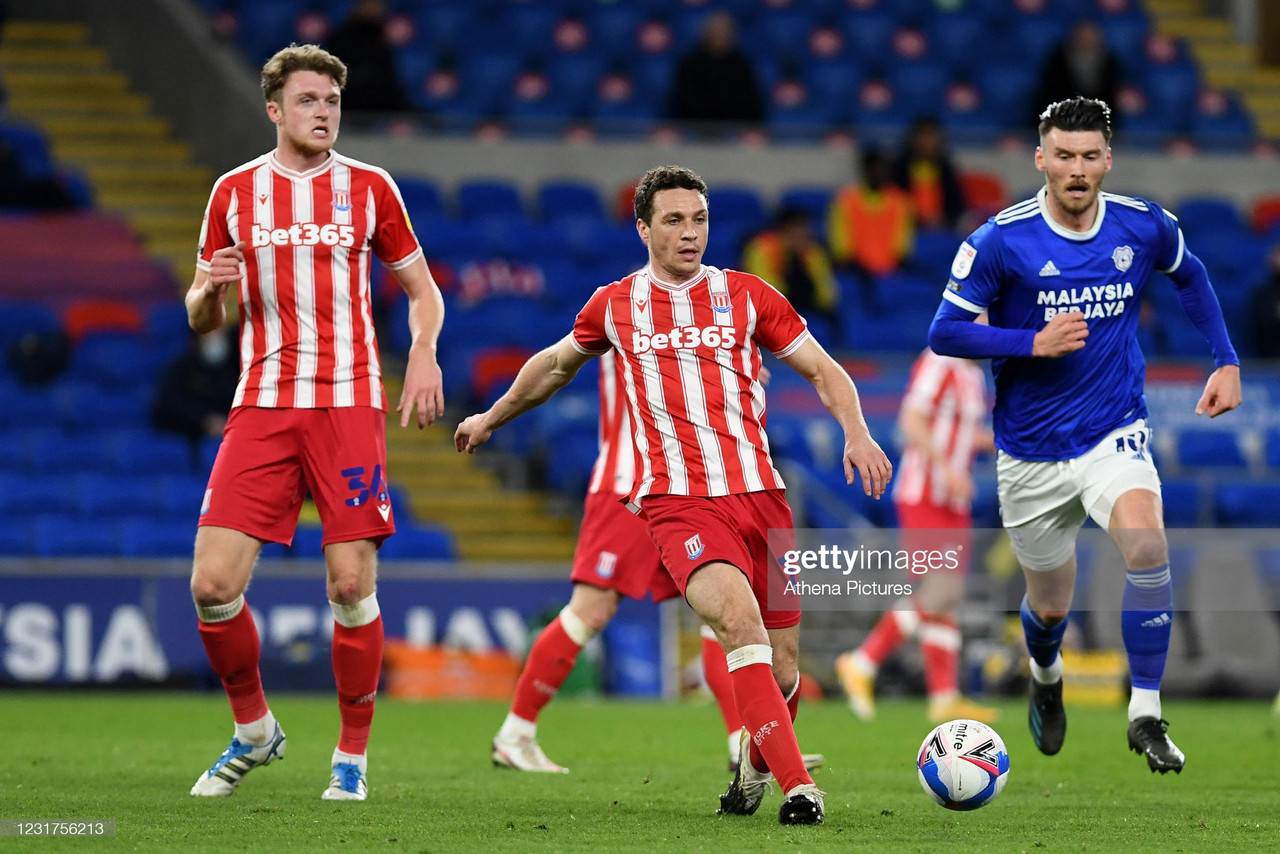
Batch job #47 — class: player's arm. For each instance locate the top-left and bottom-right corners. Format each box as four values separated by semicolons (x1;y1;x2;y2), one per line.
455;335;594;453
929;302;1087;358
779;337;892;499
898;403;974;505
1161;248;1242;417
186;241;245;334
392;256;446;429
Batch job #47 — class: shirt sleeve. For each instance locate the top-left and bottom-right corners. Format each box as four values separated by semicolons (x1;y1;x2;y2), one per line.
371;175;424;270
939;221;1001;314
572;285;614;354
1150;202;1186;274
748;274;809;356
196;180;234;270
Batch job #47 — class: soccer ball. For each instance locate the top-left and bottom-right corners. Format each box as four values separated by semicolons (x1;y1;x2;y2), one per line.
916;719;1009;810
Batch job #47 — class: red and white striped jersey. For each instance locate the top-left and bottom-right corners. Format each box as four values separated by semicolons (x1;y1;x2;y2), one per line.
573;265;809;503
893;349;987;512
197;151;422;410
587;349;639;497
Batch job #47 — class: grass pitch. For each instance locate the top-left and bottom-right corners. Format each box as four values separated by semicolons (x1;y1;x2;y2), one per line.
1;692;1276;852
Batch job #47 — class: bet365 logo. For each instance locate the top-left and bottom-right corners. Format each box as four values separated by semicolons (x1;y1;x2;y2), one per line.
252;222;356;248
632;325;737;355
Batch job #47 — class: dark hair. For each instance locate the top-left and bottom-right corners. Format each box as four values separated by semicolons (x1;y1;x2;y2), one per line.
1038;97;1112;143
261;43;347;104
632;165;708;223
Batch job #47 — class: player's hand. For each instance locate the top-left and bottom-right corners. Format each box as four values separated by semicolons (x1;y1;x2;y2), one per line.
454;413;493;454
1195;364;1241;418
399;344;444;429
1032;311;1088;357
843;433;892;499
206;241;246;300
759;364;772;387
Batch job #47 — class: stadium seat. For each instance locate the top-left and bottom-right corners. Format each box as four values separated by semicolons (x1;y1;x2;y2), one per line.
455;179;526;222
886;60;950;122
110;431;195;476
1249;194;1280;236
288;524;326;559
959;170;1011;220
0;300;61;352
33;513;119;556
0;471;78;518
62;299;145;343
0;518;33;555
73;473;169;518
395;176;447;221
1176;428;1248;469
974;62;1037;129
1159;478;1203;527
235;0;307;66
1175;196;1247;238
0;122;56;180
839;10;897;75
118;515;196;558
708;186;768;233
67;331;158;388
1214;482;1280;526
159;473;209;521
537;180;606;224
378;521;458;560
1191;91;1255;151
924;12;989;77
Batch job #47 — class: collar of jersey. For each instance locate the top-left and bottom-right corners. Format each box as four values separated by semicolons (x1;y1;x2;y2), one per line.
268;150;336;180
1036;186;1106;242
643;264;709;291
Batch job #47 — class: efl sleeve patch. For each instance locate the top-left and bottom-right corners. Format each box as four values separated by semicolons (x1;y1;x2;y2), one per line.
950;241;977;280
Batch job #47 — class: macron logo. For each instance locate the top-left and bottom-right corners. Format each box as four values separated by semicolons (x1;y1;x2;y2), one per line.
1039;260;1061;277
1141;612;1171;628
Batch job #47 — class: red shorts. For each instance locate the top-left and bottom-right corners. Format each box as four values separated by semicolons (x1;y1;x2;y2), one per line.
199;406;395;547
895;501;973;576
570;492;680;602
641;490;800;629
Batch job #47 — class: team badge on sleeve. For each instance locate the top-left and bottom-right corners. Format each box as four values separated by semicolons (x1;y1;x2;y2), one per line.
951;242;977;279
1112;245;1134;272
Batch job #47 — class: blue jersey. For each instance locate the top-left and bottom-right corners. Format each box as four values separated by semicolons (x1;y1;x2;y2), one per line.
940;188;1183;461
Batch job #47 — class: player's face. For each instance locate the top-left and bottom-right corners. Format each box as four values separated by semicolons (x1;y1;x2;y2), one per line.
1035;128;1111;222
268;70;341;162
638;188;708;283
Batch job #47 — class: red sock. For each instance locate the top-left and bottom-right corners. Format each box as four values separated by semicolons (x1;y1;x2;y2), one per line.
920;615;961;699
701;636;742;733
731;662;811;794
510;616;582;723
860;606;917;669
333;615;383;755
752;677;803;773
198;604;266;724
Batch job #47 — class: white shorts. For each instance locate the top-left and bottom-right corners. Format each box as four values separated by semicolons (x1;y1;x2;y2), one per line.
997;419;1162;572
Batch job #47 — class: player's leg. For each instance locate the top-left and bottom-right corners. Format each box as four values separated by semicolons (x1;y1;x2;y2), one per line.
189;408;305;796
765;622;825;825
835;600;917;721
1106;488;1183;773
699;624;746;768
303;406;397;800
494;582;620;773
189;525;288;796
321;538;381;800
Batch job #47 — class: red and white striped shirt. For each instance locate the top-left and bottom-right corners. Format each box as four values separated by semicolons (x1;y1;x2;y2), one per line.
893;349;987;512
587;349;638;497
573;265;809;503
197;151;422;410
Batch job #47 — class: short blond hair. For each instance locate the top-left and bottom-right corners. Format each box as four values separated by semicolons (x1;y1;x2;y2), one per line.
260;43;347;104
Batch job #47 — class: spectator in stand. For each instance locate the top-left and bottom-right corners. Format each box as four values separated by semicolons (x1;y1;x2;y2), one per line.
892;117;967;231
324;0;410;115
1248;243;1280;358
827;148;915;311
1033;19;1121;130
669;11;764;132
741;208;842;344
152;327;240;448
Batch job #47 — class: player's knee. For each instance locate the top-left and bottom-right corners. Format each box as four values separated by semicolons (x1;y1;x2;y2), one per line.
190;572;242;607
1036;608;1071;624
1121;533;1169;572
327;576;364;605
772;662;799;695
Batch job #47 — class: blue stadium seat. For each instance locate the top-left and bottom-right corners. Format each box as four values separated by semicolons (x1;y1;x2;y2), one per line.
110;431;194;475
288;524;326;558
1143;63;1200;125
412;1;482;54
887;60;951;122
587;4;643;47
73;473;168;518
537;180;606;224
378;521;458;560
1191;93;1255;151
0;518;33;555
1175;196;1246;238
395;175;447;221
0;471;78;518
235;0;306;66
497;3;562;60
1176;428;1248;468
708;186;768;233
925;12;990;77
159;473;209;521
767;81;842;140
1265;427;1280;468
30;431;112;473
68;332;159;388
33;514;119;556
118;515;195;558
839;10;897;75
1007;14;1072;66
0;300;61;351
0;122;56;180
1214;482;1280;527
1159;478;1203;527
777;187;834;231
455;179;526;222
975;62;1037;128
748;8;817;66
0;387;62;433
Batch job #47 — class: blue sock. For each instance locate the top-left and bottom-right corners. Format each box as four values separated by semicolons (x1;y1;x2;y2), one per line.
1121;564;1173;690
1020;594;1068;668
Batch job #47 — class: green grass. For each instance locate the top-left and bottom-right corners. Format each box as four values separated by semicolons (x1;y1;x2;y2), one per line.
1;692;1277;852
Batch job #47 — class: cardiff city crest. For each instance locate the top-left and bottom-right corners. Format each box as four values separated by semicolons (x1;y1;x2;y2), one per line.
1112;245;1134;272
